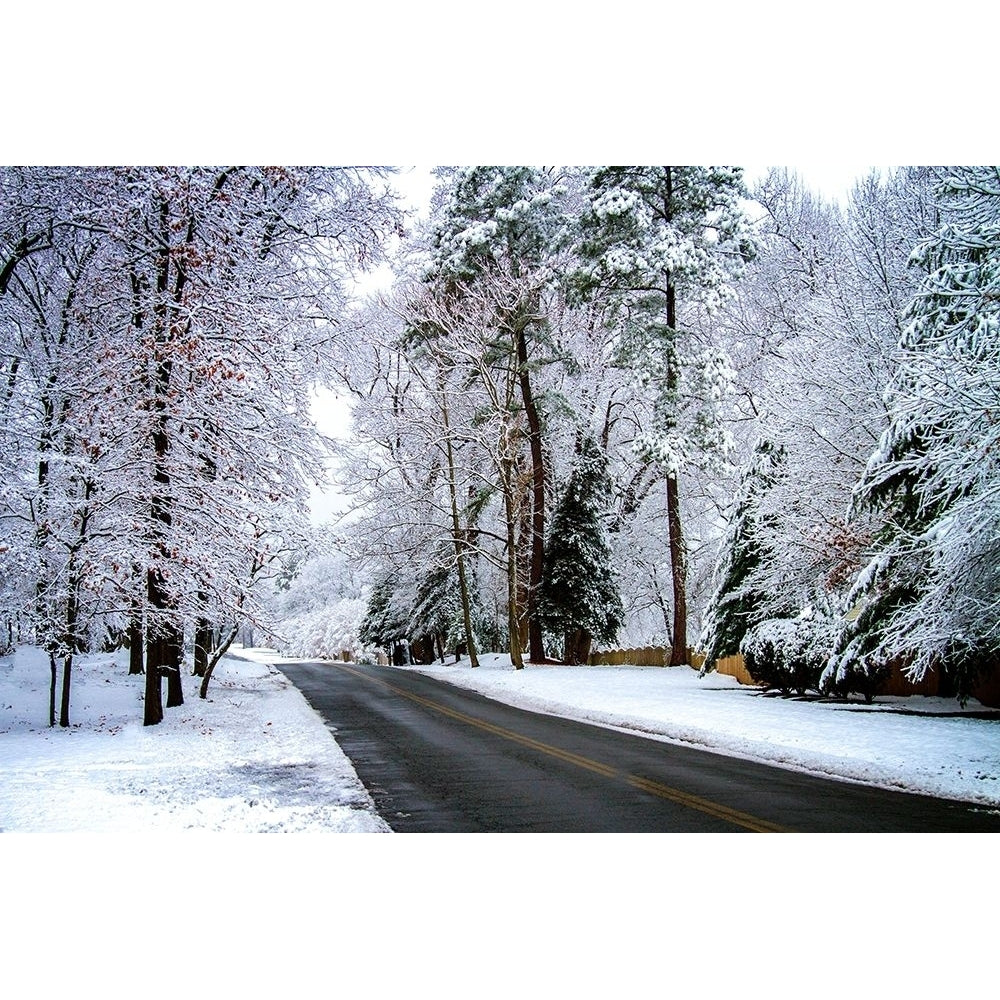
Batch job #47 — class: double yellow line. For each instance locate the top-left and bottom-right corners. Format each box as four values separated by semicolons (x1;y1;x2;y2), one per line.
335;663;789;833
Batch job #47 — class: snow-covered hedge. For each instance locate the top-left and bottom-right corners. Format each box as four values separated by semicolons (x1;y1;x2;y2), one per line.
821;636;893;704
740;616;838;695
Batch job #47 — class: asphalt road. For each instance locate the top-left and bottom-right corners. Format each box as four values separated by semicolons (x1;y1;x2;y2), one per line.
275;660;1000;833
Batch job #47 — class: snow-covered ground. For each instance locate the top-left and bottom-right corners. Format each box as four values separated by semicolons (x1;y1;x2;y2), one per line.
5;643;999;836
7;647;1000;833
0;645;388;832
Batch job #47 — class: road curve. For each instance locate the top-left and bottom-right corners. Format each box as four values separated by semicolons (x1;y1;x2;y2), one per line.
274;660;1000;833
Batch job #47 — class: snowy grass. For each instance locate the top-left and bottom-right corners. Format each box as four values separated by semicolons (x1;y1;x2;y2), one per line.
0;645;388;832
387;651;1000;808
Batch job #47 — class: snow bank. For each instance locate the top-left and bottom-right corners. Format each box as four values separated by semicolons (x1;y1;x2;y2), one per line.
0;646;388;832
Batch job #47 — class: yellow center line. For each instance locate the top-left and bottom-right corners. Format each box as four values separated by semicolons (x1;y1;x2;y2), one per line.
333;663;790;833
627;775;789;833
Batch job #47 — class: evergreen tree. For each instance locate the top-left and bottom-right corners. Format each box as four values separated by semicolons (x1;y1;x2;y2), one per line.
535;434;624;663
830;167;1000;702
572;166;752;665
408;551;487;663
358;576;411;664
700;439;791;669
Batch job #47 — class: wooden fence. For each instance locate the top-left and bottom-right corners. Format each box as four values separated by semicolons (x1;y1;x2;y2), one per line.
714;653;757;686
882;660;940;697
589;647;707;669
589;646;668;667
711;653;948;695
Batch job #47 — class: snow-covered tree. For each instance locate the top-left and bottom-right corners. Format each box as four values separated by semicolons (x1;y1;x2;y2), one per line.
358;574;413;664
265;531;371;661
741;614;839;697
424;166;574;662
700;438;792;669
535;433;624;663
831;166;1000;702
705;168;938;624
572;166;752;664
1;166;402;723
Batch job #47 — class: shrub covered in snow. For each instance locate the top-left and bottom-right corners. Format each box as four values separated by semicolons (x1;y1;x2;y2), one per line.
820;638;893;704
740;615;838;695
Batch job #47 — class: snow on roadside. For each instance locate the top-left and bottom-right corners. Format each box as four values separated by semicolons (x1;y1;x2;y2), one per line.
396;652;1000;808
0;646;389;832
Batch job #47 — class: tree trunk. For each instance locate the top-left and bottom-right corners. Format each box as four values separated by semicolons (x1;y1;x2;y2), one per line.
144;612;165;727
501;458;524;670
144;195;180;725
564;629;592;666
59;653;73;728
58;519;89;727
439;378;479;669
194;614;212;677
128;604;144;675
666;471;687;666
514;316;546;664
165;631;184;708
59;586;78;727
515;455;532;657
49;650;57;728
662;229;687;668
199;622;241;699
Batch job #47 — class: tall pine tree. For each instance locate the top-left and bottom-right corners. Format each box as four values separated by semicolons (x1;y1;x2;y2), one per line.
572;166;752;665
424;167;570;663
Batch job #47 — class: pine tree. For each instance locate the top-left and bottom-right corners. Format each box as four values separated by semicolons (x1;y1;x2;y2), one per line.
408;551;486;663
700;439;791;669
831;167;1000;702
358;576;412;664
572;166;752;665
535;434;624;663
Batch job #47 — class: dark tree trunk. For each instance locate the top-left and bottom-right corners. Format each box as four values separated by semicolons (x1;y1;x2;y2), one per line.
501;458;525;669
564;630;593;666
439;378;479;669
128;608;144;675
144;192;181;726
666;472;687;666
199;623;240;700
144;616;165;727
194;615;212;678
59;586;78;727
515;479;532;656
165;668;184;707
514;319;547;663
661;226;688;668
58;516;90;727
165;629;184;707
59;653;73;728
49;649;57;728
